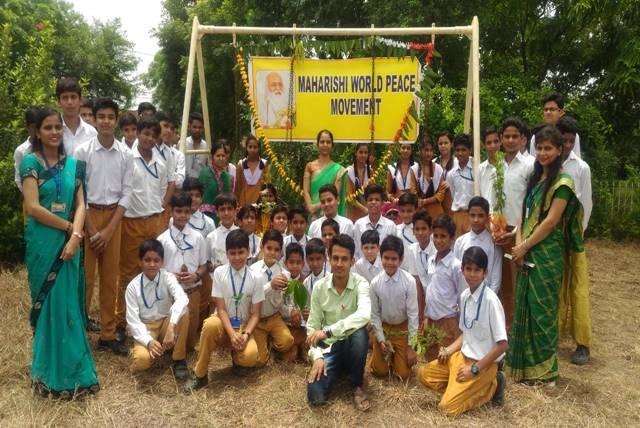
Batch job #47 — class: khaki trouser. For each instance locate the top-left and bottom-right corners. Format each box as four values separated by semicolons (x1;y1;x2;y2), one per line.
253;313;295;366
184;287;201;351
280;325;307;362
370;320;413;380
130;313;189;371
198;273;213;329
117;214;163;327
417;351;497;417
452;210;470;239
425;317;462;362
84;207;121;340
194;315;259;378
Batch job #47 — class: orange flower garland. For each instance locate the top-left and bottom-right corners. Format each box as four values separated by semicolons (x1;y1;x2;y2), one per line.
235;48;417;201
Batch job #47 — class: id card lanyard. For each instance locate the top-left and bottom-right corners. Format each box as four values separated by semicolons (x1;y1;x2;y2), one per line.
42;153;65;213
463;283;486;329
230;266;247;326
170;228;194;272
140;274;162;309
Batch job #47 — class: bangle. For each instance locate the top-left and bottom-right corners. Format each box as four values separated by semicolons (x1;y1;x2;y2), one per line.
72;231;83;240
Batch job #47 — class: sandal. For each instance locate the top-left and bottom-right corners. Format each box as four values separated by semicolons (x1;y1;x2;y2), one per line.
353;388;371;412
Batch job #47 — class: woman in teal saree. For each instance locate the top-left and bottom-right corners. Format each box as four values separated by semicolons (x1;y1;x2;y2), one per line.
21;108;99;399
506;125;585;385
198;140;232;224
303;129;347;219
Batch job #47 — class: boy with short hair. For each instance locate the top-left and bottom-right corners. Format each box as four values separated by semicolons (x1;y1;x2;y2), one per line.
157;191;208;350
353;230;382;283
137;102;157;118
270;205;289;235
308;184;355;239
397;192;418;271
80;98;96;127
478;126;501;210
125;239;190;381
154;111;178;227
354;183;397;259
529;93;581;157
281;243;308;361
406;209;436;324
284;205;310;274
370;235;419;381
117;116;172;341
453;197;502;294
56;77;97;155
418;246;508;416
237;205;262;265
75;97;133;355
187;230;264;390
303;238;328;296
118;111;138;149
447;134;474;237
206;193;239;271
156;111;185;189
424;215;466;359
250;230;295;365
185;112;209;179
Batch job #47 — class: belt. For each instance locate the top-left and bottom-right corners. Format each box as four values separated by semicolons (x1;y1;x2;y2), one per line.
89;203;119;210
127;212;161;220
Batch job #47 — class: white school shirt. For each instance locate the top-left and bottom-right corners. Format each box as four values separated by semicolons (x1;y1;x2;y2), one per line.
126;147;169;218
239;157;268;186
308;214;355;239
459;282;508;361
478;159;496;210
563;151;592;230
247;233;262;265
283;234;310;275
453;229;502;293
411;161;444;197
185;136;208;178
397;223;416;270
74;137;133;209
346;164;370;190
228;163;237;191
354;215;397;259
155;143;177;195
303;268;328;297
447;159;475;212
405;240;437;288
531;133;581;158
125;269;188;346
13;138;32;191
206;223;239;267
212;263;265;325
62;116;97;156
157;224;208;290
188;210;216;240
250;260;287;318
387;163;413;193
170;145;186;189
353;255;383;284
435;156;459;180
370;269;419;343
425;251;466;320
503;152;535;227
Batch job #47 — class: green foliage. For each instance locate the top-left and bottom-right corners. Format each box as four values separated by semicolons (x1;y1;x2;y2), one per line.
0;154;24;263
286;278;308;310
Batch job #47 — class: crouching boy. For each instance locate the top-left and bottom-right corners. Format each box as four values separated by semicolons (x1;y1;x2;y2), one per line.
125;239;190;381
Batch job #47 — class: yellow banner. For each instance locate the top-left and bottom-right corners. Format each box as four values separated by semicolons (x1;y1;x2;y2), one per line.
248;56;420;143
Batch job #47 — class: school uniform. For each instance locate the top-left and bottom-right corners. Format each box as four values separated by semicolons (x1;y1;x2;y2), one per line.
418;282;507;416
563;151;592;230
478;159;496;211
447;160;475;237
117;147;170;328
188;210;216;240
206;223;239;269
354;215;397;259
453;229;503;293
247;232;262;266
405;240;437;289
303;268;328;298
283;233;310;275
155;142;177;227
280;273;307;362
250;260;295;365
397;222;416;271
75;137;133;341
308;214;355;239
13;138;32;192
353;255;383;284
126;269;190;371
424;251;466;359
370;269;419;380
228;163;237;192
387;163;414;197
187;210;216;323
185;136;208;179
62;116;97;156
235;158;268;207
194;264;265;377
157;224;208;350
412;162;446;220
170;144;186;189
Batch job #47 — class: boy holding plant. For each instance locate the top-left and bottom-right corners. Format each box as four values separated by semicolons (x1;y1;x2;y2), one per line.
281;243;308;362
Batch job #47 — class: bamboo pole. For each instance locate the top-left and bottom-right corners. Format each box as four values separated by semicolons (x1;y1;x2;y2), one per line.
179;16;200;154
196;37;212;149
471;16;481;196
463;46;473;134
198;25;472;37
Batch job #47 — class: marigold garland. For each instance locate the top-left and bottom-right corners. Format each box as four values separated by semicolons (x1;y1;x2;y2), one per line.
235;47;417;201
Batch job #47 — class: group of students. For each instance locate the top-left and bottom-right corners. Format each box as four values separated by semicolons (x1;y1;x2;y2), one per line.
17;77;592;417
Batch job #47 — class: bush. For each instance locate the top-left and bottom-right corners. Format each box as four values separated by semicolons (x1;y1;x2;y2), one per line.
0;153;24;263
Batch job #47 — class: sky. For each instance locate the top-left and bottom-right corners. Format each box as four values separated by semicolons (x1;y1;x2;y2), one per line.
67;0;163;104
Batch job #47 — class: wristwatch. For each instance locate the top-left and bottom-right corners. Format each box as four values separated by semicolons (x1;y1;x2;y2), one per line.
323;327;332;339
471;363;480;375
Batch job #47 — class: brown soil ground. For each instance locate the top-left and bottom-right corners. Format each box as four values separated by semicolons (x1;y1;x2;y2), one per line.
0;239;639;427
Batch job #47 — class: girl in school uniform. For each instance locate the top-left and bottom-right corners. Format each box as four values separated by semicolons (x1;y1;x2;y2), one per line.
235;135;270;207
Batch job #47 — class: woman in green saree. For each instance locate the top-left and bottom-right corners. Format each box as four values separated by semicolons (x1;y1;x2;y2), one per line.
21;108;99;399
303;129;347;219
506;125;585;385
198;140;232;224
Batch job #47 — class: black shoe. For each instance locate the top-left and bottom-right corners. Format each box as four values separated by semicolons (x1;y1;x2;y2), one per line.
86;318;101;332
184;375;208;392
115;325;127;343
172;360;190;381
571;345;590;365
492;370;506;407
97;339;128;356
